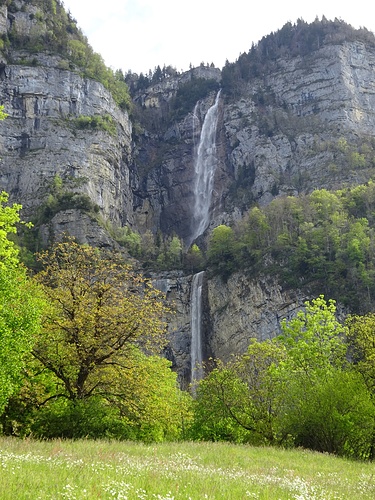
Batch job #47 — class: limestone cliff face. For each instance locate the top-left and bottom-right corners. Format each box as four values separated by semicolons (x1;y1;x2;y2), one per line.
132;39;375;246
0;3;134;246
224;41;375;210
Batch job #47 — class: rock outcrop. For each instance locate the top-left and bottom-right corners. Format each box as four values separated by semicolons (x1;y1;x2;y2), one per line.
223;40;375;209
0;2;134;245
207;273;304;360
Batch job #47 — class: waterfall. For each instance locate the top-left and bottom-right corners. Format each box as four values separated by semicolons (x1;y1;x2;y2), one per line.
190;271;205;385
189;90;221;245
192;101;199;150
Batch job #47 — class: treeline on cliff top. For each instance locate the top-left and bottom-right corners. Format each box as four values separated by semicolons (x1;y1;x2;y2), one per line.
222;17;375;93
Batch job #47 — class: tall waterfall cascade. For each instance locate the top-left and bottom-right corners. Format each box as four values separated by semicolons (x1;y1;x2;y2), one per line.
189;90;221;246
190;271;205;384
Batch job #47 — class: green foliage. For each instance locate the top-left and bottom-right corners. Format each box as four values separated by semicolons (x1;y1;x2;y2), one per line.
277;296;347;376
192;365;254;443
2;237;192;441
104;350;193;442
158;235;182;269
207;225;237;280
277;369;375;458
18;353;192;442
275;297;375;459
194;297;375;459
192;340;286;445
70;114;117;136
207;182;375;313
133;231;185;271
27;397;129;440
0;105;7;121
170;77;220;120
32;238;169;399
346;313;375;394
0;192;44;414
184;243;204;272
116;227;142;257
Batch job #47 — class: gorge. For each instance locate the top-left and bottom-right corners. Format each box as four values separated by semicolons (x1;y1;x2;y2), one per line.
2;2;375;384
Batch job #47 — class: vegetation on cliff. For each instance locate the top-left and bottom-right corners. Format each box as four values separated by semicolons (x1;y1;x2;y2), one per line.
207;181;375;313
1;0;131;110
222;17;375;95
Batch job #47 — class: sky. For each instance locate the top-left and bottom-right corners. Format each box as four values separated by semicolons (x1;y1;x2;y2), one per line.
61;0;375;75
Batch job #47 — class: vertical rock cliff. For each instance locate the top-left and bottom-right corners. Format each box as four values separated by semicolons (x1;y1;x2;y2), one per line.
0;1;134;246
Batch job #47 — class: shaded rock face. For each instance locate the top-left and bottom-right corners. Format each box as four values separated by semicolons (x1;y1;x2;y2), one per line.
0;64;134;232
152;272;194;389
132;68;227;244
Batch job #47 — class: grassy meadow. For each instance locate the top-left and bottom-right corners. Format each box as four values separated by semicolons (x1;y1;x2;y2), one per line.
0;438;374;499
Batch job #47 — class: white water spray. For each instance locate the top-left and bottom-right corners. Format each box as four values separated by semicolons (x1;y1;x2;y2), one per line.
190;271;205;384
189;90;221;245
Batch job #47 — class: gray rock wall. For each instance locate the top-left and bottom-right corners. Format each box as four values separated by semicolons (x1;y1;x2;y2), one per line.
0;62;134;239
153;270;305;385
224;41;375;210
207;273;304;361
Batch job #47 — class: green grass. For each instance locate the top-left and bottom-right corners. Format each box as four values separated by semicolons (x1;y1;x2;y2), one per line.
0;438;374;499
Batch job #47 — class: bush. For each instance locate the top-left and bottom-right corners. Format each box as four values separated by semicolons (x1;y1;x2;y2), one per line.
72;114;117;137
30;397;130;440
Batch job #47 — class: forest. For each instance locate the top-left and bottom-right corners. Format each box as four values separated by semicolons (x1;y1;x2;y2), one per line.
2;186;375;461
206;182;375;313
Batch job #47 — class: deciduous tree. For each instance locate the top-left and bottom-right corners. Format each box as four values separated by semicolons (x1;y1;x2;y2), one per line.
276;296;374;458
32;238;170;401
192;339;286;444
346;313;375;393
0;191;44;413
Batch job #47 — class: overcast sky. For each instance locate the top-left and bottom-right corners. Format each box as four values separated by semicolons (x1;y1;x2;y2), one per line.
61;0;375;75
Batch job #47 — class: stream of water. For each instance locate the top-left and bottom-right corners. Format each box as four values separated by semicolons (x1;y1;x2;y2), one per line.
190;270;205;384
189;91;221;386
189;90;221;246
